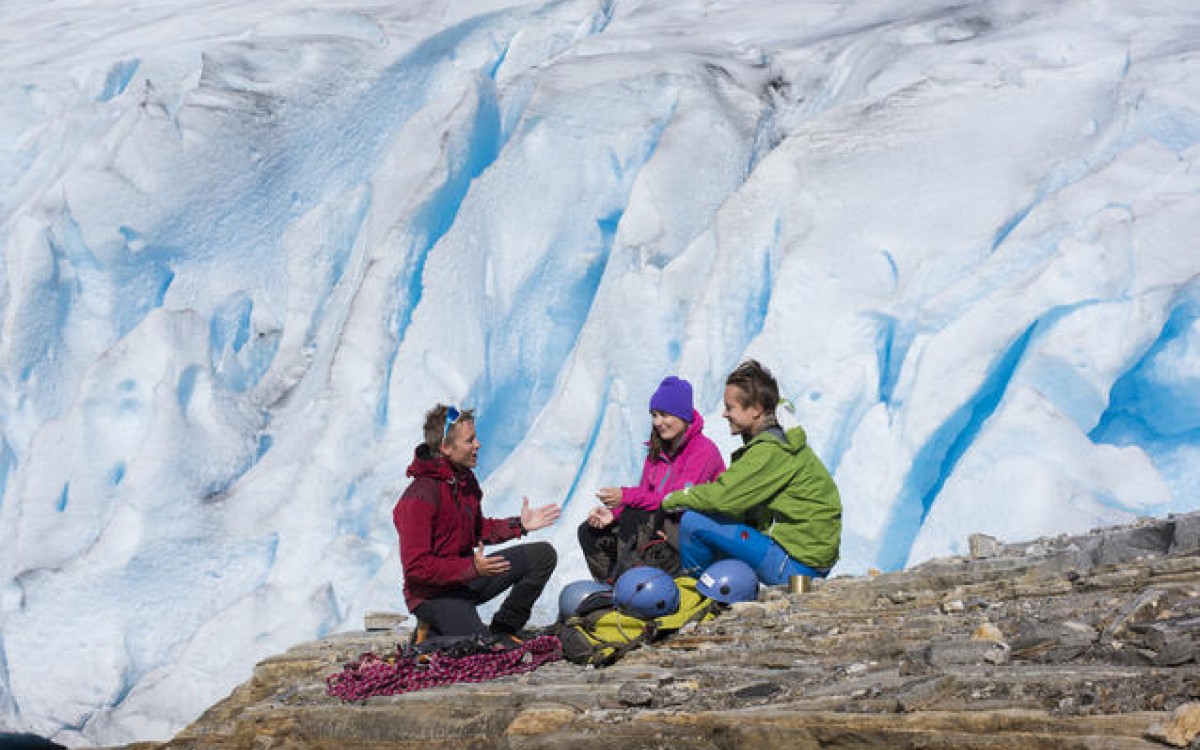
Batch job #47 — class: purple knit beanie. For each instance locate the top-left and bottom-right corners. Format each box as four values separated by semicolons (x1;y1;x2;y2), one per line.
649;376;694;422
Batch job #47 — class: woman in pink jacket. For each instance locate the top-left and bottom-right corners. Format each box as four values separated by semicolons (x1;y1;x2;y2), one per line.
578;376;726;582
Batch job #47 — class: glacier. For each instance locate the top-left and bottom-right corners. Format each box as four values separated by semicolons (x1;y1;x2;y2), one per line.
1;0;1199;744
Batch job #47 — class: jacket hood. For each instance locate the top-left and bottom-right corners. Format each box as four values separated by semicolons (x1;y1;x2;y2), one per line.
406;443;473;484
736;423;808;460
681;410;708;447
782;424;808;453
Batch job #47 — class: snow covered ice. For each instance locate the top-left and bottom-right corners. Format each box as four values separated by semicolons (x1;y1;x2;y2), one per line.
2;0;1199;744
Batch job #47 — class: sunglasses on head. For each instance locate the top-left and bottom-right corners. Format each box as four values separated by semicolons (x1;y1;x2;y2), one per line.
443;405;463;442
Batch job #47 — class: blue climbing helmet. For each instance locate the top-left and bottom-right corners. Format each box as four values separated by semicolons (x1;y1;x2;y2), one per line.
558;579;613;620
697;559;760;604
613;566;681;619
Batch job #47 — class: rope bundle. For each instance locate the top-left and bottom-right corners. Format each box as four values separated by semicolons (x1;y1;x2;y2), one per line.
326;634;562;701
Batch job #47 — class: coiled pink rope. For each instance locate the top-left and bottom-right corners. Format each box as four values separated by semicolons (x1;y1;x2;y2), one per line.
326;634;562;701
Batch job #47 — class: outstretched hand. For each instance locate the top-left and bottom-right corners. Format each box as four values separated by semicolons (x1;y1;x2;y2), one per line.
520;496;561;532
474;543;511;576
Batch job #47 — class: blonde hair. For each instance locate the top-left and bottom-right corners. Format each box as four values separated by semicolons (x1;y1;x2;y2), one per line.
422;404;475;451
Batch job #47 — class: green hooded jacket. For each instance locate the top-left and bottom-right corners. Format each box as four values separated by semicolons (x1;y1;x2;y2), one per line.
661;425;842;570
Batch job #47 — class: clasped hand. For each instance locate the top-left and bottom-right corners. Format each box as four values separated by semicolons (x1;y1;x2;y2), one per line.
586;505;614;528
473;543;510;576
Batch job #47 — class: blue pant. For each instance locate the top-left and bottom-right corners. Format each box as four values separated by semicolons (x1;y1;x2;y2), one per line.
677;511;828;585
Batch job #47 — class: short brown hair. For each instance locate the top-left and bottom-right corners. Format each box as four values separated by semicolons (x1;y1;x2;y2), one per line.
725;359;779;415
423;404;476;451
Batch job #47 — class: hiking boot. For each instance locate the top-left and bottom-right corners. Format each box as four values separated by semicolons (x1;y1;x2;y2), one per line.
409;620;433;650
490;632;524;650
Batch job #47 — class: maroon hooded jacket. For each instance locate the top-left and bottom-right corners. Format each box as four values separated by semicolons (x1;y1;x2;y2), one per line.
393;444;523;611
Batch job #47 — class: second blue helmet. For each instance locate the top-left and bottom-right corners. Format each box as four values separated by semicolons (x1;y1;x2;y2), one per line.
613;566;680;619
696;558;760;604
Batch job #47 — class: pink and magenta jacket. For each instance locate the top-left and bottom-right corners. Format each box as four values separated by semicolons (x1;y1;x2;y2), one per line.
614;410;726;519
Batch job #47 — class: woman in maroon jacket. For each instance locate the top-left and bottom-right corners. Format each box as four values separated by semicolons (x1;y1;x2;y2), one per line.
394;404;560;643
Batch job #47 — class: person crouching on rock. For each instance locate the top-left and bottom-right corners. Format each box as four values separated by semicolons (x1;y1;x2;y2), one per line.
578;376;726;583
662;360;842;584
393;404;561;647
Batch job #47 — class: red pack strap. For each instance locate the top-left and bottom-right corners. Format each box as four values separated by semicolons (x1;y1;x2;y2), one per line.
326;634;562;702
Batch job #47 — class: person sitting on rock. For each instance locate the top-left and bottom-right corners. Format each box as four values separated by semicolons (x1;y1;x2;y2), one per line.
393;404;561;646
662;359;842;584
578;376;726;582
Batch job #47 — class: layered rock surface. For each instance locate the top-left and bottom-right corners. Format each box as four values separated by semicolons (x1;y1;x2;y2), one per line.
130;513;1200;750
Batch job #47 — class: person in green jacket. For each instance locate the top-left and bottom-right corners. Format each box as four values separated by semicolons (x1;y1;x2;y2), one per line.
661;359;842;584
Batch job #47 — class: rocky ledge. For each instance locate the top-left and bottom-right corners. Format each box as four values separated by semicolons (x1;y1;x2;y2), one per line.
132;512;1200;750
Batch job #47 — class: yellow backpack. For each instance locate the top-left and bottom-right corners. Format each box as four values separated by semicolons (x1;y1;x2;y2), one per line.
558;576;719;666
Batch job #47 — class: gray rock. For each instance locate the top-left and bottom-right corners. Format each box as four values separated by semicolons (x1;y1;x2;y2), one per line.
1011;620;1098;663
140;510;1200;750
1090;520;1175;567
1102;588;1172;641
969;533;1005;559
1171;513;1200;555
925;638;1011;667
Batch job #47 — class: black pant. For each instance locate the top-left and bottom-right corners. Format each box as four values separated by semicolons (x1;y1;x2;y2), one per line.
577;507;680;583
413;541;557;638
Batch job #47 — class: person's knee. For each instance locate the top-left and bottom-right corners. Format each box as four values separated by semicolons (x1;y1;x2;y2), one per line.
577;520;595;547
679;510;706;537
526;540;557;576
538;540;558;567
